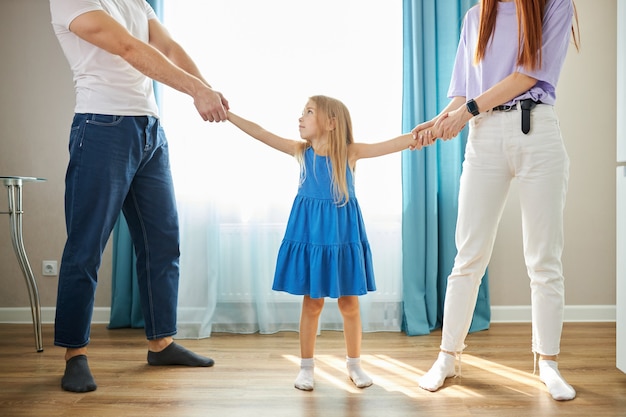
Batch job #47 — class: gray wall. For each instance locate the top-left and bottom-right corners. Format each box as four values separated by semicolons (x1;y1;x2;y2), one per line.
489;1;617;310
0;1;617;317
0;0;112;310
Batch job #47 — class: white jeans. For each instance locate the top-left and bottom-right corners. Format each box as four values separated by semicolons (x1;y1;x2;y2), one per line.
440;104;569;356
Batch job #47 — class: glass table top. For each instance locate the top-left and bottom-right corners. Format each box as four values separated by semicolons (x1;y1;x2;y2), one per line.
0;176;47;185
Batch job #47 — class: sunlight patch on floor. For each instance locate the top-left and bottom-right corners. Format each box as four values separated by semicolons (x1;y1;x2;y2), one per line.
283;354;362;393
281;353;548;398
282;353;481;398
362;354;483;399
460;354;544;395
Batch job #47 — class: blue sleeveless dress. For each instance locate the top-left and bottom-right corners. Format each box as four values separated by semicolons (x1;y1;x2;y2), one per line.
272;147;376;299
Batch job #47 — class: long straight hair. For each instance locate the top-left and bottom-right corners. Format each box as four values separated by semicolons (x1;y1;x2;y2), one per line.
299;95;354;205
475;0;580;70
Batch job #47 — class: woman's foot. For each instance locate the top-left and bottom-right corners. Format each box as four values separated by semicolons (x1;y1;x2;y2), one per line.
539;360;576;401
418;351;456;392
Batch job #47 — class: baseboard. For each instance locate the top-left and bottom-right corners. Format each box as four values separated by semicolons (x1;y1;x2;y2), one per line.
490;305;616;323
0;305;617;325
0;307;112;324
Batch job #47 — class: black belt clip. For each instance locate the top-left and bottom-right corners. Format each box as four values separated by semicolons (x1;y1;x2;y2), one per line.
520;99;538;134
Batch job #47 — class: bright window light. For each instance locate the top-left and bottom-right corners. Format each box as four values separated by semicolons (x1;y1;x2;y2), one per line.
161;1;404;314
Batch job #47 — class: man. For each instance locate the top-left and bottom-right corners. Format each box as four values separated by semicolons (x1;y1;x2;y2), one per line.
50;0;227;392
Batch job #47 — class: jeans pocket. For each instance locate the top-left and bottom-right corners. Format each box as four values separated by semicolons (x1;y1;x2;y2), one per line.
68;125;82;151
85;114;124;126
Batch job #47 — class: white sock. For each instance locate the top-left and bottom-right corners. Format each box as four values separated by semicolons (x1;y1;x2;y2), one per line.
538;360;576;401
419;351;456;392
294;358;315;391
346;357;373;388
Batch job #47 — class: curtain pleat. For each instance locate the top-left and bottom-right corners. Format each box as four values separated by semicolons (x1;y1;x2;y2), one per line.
109;216;143;328
400;0;490;336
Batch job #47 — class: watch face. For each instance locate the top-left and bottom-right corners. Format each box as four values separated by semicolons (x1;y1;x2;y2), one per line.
467;99;479;116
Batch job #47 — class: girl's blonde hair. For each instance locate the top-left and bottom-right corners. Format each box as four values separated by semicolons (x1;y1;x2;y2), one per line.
295;95;355;205
475;0;580;71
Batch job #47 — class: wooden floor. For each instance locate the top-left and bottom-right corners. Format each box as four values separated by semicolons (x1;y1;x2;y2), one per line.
0;322;625;417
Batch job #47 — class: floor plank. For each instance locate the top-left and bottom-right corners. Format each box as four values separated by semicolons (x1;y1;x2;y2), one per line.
0;322;624;417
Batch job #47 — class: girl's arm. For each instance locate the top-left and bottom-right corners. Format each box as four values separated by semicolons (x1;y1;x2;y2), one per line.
348;133;417;164
227;111;304;156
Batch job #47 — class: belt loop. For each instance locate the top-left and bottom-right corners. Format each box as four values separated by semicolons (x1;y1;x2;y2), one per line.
520;99;537;134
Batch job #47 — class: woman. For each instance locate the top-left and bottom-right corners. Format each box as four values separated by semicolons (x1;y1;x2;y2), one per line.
413;0;580;401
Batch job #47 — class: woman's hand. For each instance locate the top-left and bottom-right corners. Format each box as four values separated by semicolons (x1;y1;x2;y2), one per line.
434;107;470;140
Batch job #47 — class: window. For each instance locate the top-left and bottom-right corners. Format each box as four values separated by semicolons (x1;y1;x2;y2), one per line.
161;1;404;335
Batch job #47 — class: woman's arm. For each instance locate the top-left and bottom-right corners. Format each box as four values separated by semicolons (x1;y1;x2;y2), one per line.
227;111;303;156
435;72;537;139
468;72;538;117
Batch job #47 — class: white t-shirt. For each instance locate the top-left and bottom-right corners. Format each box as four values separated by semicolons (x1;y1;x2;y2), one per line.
50;0;159;117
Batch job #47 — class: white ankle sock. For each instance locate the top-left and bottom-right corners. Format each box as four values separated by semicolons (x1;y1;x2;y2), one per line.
539;360;576;401
294;358;315;391
346;357;373;388
419;351;456;392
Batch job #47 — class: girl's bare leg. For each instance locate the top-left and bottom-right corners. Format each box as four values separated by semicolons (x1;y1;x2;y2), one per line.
338;296;372;388
295;296;324;390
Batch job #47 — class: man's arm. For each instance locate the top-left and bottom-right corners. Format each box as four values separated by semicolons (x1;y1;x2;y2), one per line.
146;19;206;85
69;10;227;122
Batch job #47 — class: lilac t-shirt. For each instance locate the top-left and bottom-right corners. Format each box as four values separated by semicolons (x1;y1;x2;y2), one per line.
447;0;574;106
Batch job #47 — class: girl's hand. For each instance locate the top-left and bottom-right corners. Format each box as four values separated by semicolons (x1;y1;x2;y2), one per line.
411;119;439;149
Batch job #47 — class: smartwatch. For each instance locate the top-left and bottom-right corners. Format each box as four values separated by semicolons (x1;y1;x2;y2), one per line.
466;99;480;117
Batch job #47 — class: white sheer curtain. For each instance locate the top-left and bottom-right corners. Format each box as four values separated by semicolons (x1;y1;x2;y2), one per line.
161;1;403;338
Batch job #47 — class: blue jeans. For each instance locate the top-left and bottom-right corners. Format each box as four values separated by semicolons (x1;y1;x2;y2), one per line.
54;114;180;348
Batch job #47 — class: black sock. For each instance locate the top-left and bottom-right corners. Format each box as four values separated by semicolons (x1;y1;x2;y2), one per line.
61;355;97;393
147;342;214;367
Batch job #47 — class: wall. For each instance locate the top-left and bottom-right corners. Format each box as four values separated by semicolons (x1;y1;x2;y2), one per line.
0;0;617;321
0;0;113;314
488;0;617;318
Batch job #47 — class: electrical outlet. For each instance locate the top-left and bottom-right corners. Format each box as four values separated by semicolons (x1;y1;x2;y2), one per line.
42;260;58;276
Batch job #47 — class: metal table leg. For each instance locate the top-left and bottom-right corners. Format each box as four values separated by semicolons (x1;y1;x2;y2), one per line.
2;177;44;352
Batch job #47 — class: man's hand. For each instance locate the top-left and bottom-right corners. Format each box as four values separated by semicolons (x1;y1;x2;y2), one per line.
194;87;229;122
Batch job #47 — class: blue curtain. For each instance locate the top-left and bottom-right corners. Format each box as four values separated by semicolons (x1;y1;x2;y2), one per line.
109;0;163;329
400;0;490;336
109;215;143;328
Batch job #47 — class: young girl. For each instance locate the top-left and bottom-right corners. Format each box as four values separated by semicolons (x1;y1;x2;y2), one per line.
413;0;580;401
228;95;416;390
